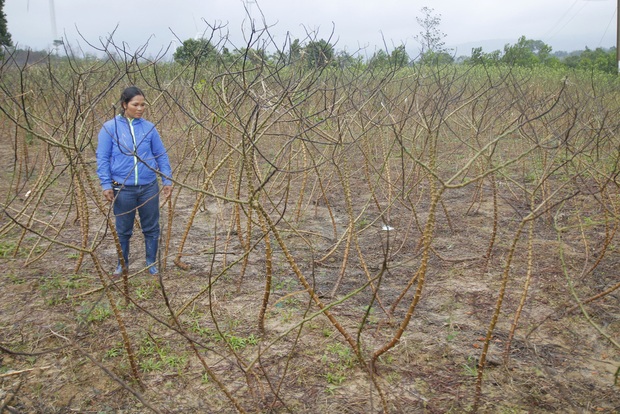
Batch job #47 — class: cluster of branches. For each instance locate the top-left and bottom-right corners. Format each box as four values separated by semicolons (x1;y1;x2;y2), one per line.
1;16;619;413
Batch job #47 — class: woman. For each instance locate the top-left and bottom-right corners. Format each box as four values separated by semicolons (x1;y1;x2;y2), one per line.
96;86;173;276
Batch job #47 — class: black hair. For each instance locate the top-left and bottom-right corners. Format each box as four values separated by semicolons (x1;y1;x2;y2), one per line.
119;86;145;115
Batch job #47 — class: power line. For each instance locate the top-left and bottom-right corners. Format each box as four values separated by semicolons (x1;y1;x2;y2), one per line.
543;0;580;41
596;5;616;47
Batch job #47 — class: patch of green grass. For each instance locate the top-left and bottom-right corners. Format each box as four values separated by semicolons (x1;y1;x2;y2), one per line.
325;371;346;385
322;341;356;388
140;357;163;373
0;241;17;258
187;319;213;337
136;335;189;374
135;284;154;300
77;301;113;323
40;273;87;297
214;332;259;351
462;356;478;377
6;273;26;284
88;303;113;323
271;277;297;292
356;216;370;229
325;342;355;368
105;345;123;359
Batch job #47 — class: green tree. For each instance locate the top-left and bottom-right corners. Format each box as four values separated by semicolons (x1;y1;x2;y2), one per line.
173;38;217;65
237;47;268;65
369;49;389;69
390;45;410;68
0;0;12;49
569;47;616;74
501;36;554;67
288;38;302;64
420;50;454;66
335;50;363;69
305;39;334;68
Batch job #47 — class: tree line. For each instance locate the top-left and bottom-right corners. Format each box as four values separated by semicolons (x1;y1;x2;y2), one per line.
0;1;616;75
171;35;617;74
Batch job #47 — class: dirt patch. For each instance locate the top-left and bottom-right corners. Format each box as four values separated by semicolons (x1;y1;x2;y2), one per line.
1;169;619;413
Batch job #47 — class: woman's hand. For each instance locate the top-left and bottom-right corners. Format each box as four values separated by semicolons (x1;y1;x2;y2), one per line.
103;189;114;203
162;185;172;200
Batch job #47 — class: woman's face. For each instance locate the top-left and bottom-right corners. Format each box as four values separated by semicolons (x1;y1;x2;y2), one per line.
123;95;146;119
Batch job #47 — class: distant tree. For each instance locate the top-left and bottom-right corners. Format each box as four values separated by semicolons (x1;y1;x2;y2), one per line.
415;7;447;54
501;36;554;67
390;45;410;68
305;39;334;68
420;50;454;66
237;47;268;65
288;39;302;64
173;38;217;65
369;49;389;69
568;47;616;74
0;0;12;49
335;50;363;69
415;7;451;65
467;47;492;66
219;47;235;66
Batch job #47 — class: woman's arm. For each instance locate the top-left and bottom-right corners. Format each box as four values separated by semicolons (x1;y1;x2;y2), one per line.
96;122;115;191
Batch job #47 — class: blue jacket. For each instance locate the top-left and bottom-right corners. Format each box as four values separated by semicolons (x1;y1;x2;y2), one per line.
96;115;172;190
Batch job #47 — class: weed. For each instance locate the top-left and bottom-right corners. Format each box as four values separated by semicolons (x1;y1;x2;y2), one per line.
163;354;187;369
88;304;112;322
379;353;394;365
325;384;338;395
325;371;346;385
140;357;163;373
0;241;16;258
280;309;294;323
227;335;246;351
322;341;356;387
385;371;401;384
326;342;355;368
356;216;370;229
135;285;154;300
462;356;478;377
138;337;158;357
272;277;297;292
105;346;123;359
246;334;258;346
188;320;213;337
6;273;26;284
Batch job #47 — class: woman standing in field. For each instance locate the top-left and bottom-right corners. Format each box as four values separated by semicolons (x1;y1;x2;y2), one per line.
96;86;173;276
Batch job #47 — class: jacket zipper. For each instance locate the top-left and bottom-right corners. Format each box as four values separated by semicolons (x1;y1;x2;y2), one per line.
128;119;139;186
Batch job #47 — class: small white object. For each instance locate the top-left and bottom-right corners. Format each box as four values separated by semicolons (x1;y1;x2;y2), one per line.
24;190;32;199
382;224;394;231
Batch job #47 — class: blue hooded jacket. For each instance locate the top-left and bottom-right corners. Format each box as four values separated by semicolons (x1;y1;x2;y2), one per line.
96;115;172;191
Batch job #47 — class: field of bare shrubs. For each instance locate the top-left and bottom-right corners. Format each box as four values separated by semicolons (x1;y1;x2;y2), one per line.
1;36;619;413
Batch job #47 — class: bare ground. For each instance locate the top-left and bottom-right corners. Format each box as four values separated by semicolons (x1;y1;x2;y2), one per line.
1;167;619;414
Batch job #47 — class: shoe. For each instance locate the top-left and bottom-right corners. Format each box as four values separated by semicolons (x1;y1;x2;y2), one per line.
148;264;158;275
145;237;159;276
110;264;124;281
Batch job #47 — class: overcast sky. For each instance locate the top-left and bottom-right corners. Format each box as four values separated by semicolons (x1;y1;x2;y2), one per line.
4;0;617;58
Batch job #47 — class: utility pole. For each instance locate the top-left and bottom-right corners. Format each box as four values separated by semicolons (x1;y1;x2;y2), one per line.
49;0;63;52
